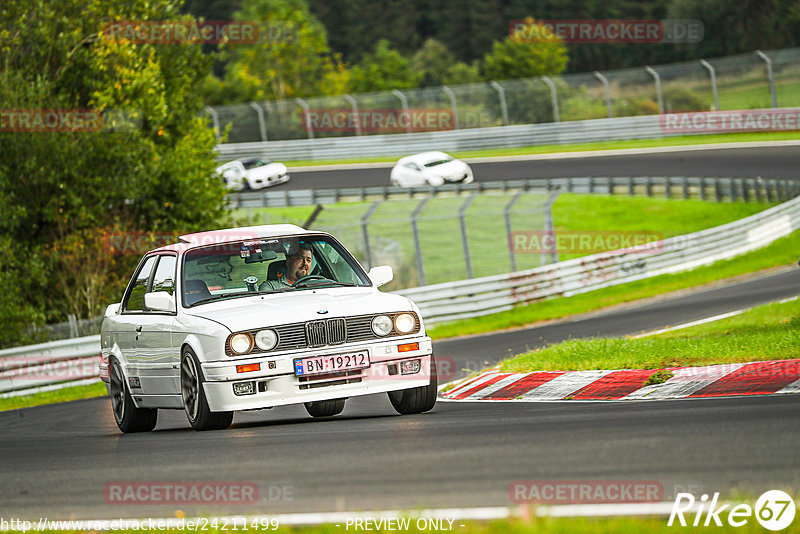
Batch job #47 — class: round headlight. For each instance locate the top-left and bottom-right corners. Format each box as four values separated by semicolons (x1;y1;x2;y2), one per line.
371;315;393;336
255;329;278;351
394;313;416;334
229;333;253;354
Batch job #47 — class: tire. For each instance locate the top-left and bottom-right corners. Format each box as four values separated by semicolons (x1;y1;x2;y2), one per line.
109;358;157;433
304;398;346;417
388;354;438;415
181;347;233;431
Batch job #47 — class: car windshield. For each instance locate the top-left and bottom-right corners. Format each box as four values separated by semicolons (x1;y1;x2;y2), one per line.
242;159;271;169
182;235;370;306
423;157;453;167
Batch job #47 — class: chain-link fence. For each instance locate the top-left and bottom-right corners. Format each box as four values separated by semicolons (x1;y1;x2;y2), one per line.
207;48;800;144
308;190;559;291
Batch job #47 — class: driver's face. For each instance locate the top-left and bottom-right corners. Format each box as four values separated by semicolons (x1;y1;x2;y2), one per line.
287;249;313;282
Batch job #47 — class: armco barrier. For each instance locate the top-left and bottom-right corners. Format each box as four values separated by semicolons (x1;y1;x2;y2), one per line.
2;195;799;396
231;176;800;208
215;109;800;162
217;115;670;162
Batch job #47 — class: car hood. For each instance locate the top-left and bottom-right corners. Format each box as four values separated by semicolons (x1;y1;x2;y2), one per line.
246;162;287;178
184;288;415;332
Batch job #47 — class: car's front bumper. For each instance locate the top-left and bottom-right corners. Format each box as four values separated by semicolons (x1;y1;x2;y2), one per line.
200;336;433;412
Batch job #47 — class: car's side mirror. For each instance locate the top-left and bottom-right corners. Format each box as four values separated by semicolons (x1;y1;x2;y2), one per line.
144;291;176;312
105;303;120;316
368;265;393;287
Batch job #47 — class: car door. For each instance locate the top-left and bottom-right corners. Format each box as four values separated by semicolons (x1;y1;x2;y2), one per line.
399;161;425;186
135;254;179;396
118;255;158;394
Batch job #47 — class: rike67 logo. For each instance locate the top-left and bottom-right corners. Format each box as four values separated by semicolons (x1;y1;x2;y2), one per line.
668;490;796;531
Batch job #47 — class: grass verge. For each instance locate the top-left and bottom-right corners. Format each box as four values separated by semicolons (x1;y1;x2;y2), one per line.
0;381;106;413
499;295;800;373
277;131;799;167
427;229;800;340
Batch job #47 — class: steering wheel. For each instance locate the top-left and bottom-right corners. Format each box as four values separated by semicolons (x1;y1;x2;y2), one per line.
292;275;327;286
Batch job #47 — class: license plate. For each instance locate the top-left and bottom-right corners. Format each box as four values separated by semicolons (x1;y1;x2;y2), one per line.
294;351;369;376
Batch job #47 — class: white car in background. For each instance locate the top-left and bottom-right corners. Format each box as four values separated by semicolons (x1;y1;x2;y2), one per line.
390;151;474;187
216;158;289;190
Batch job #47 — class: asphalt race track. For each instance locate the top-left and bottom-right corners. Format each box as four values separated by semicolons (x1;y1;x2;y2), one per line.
1;268;798;520
272;145;800;190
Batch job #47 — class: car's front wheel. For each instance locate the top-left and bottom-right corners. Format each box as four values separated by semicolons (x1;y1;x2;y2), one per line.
181;348;233;431
109;358;157;433
388;354;438;415
305;399;346;417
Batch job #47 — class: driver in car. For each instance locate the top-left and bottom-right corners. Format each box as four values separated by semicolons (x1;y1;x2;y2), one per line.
275;244;313;287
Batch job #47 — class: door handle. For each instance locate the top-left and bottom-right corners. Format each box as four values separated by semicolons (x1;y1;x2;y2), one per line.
135;325;142;333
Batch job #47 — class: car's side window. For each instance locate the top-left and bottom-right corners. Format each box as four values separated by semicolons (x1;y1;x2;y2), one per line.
405;162;421;171
123;255;158;312
151;255;177;296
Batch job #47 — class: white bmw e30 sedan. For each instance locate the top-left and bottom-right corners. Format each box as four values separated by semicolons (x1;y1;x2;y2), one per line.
100;225;436;432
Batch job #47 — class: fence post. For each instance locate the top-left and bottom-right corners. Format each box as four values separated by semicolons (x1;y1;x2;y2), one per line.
361;201;381;270
682;176;689;199
541;76;560;123
458;193;478;278
392;89;412;133
441;86;460;129
204;107;221;144
295;98;314;139
755;50;778;108
489;81;510;126
504;191;523;272
665;176;671;199
699;59;720;110
543;188;562;265
343;94;361;136
714;179;722;202
593;71;613;118
644;66;664;114
628;177;634;196
411;197;430;286
68;314;79;338
248;102;268;142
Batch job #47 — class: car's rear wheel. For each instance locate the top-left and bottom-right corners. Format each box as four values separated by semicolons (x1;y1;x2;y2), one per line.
304;398;346;417
388;354;438;415
181;348;233;431
109;358;157;433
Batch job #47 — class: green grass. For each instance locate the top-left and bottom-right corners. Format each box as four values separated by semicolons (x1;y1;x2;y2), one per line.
274;131;799;167
0;381;107;412
499;297;800;373
427;229;800;340
235;195;773;290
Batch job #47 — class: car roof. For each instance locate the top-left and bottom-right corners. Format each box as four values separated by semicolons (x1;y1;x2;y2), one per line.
153;224;315;253
398;151;453;164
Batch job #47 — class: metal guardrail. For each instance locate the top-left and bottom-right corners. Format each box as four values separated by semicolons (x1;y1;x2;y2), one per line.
4;193;799;396
232;176;800;208
217;114;670;161
0;336;102;396
395;194;800;324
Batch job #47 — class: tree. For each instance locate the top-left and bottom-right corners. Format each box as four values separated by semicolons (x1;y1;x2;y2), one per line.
349;40;420;93
411;38;482;87
483;17;568;80
0;0;227;342
221;0;349;101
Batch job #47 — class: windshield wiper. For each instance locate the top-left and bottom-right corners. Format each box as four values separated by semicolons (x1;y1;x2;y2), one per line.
292;280;360;289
